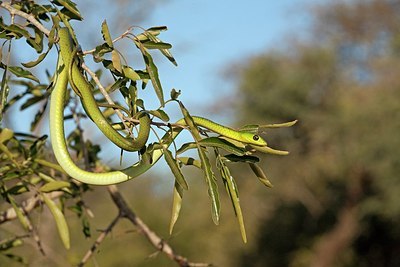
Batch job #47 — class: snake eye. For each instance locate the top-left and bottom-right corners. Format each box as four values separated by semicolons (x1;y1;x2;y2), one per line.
253;135;260;141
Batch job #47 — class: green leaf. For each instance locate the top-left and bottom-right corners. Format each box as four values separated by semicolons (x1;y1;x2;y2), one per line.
20;95;45;110
144;31;177;66
198;147;220;224
122;66;141;81
217;155;247;243
250;144;289;155
259;120;298;131
111;50;122;73
169;182;184;234
40;181;71;193
0;64;10;125
142;41;172;50
249;163;273;188
42;193;70;249
8;196;30;230
21;50;49;68
94;44;113;63
239;124;259;134
163;148;189;190
52;0;83;20
178;101;220;223
6;65;39;83
136;26;167;41
141;48;164;106
224;154;260;163
101;20;113;47
199;137;246;156
178;157;202;169
0;128;14;143
148;109;169;122
0;237;24;251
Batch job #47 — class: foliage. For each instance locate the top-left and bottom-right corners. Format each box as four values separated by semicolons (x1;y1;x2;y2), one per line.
0;0;294;265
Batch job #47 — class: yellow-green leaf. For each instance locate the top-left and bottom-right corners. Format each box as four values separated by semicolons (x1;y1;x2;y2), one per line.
169;182;184;234
122;66;141;81
101;20;113;47
42;194;70;249
40;181;71;193
249;163;273;188
164;148;188;190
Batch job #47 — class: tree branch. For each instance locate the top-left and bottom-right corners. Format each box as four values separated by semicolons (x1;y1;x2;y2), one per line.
0;1;51;36
107;185;212;267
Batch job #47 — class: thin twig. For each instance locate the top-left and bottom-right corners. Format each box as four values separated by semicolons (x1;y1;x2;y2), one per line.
0;2;51;36
78;214;121;267
82;26;135;55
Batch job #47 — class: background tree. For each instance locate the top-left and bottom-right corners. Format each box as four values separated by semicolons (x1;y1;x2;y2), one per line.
229;0;400;266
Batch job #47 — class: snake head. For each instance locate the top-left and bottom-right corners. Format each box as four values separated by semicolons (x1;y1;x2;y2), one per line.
240;132;267;146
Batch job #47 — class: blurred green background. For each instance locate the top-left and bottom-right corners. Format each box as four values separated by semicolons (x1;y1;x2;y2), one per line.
2;0;400;266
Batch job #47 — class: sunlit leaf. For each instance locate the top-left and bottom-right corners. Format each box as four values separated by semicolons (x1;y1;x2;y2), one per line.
163;148;188;190
249;163;273;188
40;181;71;193
42;193;70;249
178;157;202;169
217;155;247;243
169;182;184;234
148;109;169;122
52;0;83;20
199;137;246;156
141;48;164;106
122;66;141;81
101;20;113;47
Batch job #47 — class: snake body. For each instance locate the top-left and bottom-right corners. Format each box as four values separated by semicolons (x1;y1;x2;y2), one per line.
58;28;151;152
50;28;268;185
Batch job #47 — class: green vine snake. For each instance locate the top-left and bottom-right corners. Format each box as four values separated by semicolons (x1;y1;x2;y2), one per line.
49;27;271;185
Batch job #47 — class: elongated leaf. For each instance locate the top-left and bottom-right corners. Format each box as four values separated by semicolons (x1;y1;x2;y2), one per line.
224;154;260;163
111;50;122;73
259;120;298;130
249;163;273;188
144;31;177;66
122;66;141;81
198;148;220;224
169;182;184;234
142;41;172;50
21;50;49;68
42;194;70;249
8;195;29;230
141;49;164;106
0;237;24;251
239;124;259;134
0;65;39;83
251;144;289;155
164;148;188;190
148;109;169;122
52;0;83;20
178;157;202;169
217;155;247;243
0;63;9;124
40;181;71;193
179;102;220;223
135;26;167;41
199;137;246;156
101;20;113;47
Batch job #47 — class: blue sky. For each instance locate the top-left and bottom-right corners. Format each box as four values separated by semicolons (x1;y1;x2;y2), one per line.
4;0;322;165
